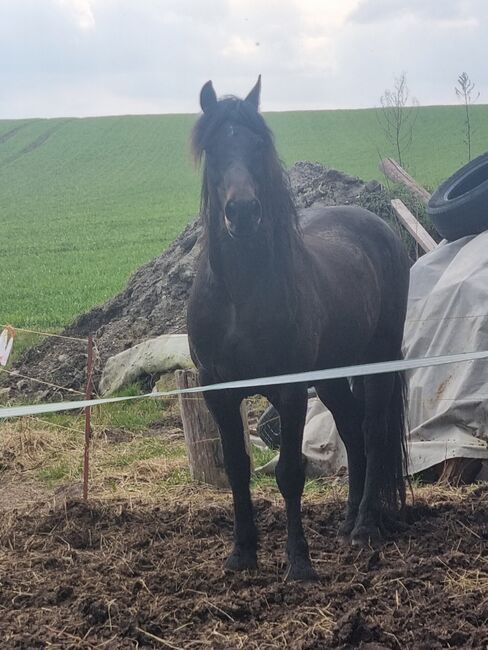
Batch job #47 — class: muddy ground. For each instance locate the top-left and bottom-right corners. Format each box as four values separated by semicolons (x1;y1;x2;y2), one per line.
1;485;486;649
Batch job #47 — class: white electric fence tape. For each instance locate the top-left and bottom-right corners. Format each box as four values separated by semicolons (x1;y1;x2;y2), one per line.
1;349;487;420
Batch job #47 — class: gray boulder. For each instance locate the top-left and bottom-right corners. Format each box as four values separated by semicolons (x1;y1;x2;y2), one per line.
99;334;192;396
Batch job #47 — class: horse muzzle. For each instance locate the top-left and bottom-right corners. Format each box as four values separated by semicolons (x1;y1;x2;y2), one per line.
224;198;262;238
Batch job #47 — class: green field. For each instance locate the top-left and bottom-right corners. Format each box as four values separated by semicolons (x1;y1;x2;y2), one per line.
2;104;488;329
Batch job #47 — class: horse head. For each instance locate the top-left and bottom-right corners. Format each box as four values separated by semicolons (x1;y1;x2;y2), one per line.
193;76;274;240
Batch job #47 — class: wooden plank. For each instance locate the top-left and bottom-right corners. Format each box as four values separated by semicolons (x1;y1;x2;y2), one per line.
391;199;437;253
380;157;432;205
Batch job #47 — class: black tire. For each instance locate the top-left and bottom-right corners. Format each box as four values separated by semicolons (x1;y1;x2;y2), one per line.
257;405;281;449
427;151;488;241
256;388;317;450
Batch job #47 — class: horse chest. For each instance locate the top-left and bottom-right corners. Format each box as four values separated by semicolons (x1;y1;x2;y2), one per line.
193;294;313;381
219;313;296;374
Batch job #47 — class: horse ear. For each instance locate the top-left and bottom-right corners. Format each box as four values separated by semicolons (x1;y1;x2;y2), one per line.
245;75;261;111
200;80;218;113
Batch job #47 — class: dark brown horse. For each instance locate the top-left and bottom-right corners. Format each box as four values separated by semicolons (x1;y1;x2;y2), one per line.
187;77;410;581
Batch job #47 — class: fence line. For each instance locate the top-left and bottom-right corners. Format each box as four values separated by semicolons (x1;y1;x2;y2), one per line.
2;348;488;421
27;416;86;436
1;324;89;343
0;367;86;395
1;343;487;503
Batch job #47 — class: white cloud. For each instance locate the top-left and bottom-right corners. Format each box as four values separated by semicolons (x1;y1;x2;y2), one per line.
435;17;479;29
0;0;487;117
295;0;361;28
350;0;483;24
221;35;261;58
58;0;95;29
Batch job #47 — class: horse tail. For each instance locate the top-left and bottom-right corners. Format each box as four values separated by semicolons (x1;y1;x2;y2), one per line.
384;369;410;512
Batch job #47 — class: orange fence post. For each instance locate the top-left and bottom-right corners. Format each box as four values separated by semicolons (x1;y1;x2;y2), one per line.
83;335;94;500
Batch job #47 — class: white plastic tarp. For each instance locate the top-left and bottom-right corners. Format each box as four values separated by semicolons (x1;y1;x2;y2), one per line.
259;231;488;478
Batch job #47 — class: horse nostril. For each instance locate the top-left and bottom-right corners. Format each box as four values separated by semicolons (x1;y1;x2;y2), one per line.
225;200;238;222
250;199;261;218
224;198;261;235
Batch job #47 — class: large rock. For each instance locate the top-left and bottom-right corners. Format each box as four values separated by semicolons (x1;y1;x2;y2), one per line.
99;334;192;396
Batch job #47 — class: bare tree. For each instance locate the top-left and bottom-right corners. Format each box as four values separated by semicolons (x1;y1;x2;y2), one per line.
378;72;418;168
455;72;479;161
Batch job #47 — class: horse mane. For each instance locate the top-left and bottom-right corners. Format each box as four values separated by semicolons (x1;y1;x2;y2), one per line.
191;96;301;239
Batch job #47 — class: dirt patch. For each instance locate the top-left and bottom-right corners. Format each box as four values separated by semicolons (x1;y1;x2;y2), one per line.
289;162;381;209
0;486;486;649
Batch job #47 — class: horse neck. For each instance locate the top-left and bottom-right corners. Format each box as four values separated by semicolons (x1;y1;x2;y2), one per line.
205;204;302;318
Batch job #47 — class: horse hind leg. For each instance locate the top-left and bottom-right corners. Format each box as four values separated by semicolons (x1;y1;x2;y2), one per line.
315;378;365;539
351;368;407;547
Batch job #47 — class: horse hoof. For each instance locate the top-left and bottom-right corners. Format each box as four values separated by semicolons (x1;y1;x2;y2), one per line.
224;550;257;572
351;525;382;548
285;560;319;583
338;519;356;541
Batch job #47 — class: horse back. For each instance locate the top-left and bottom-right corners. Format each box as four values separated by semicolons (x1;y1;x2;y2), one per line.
301;204;409;293
300;205;410;363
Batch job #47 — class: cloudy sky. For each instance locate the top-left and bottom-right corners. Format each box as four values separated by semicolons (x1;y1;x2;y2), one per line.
1;0;487;119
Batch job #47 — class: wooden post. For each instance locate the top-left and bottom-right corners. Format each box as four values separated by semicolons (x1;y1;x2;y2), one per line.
175;369;251;489
83;335;94;500
391;199;437;253
379;158;432;205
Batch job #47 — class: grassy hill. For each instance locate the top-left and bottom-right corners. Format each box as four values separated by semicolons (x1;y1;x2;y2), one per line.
2;104;488;329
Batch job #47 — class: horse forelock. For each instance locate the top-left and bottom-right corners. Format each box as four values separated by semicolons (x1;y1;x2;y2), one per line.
191;96;271;163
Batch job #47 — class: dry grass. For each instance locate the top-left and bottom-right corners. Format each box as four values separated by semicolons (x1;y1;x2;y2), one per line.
0;411;193;506
1;408;485;512
445;567;488;597
411;480;485;503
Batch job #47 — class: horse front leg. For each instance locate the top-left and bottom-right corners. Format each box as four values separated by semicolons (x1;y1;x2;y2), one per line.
271;384;318;582
202;383;258;571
